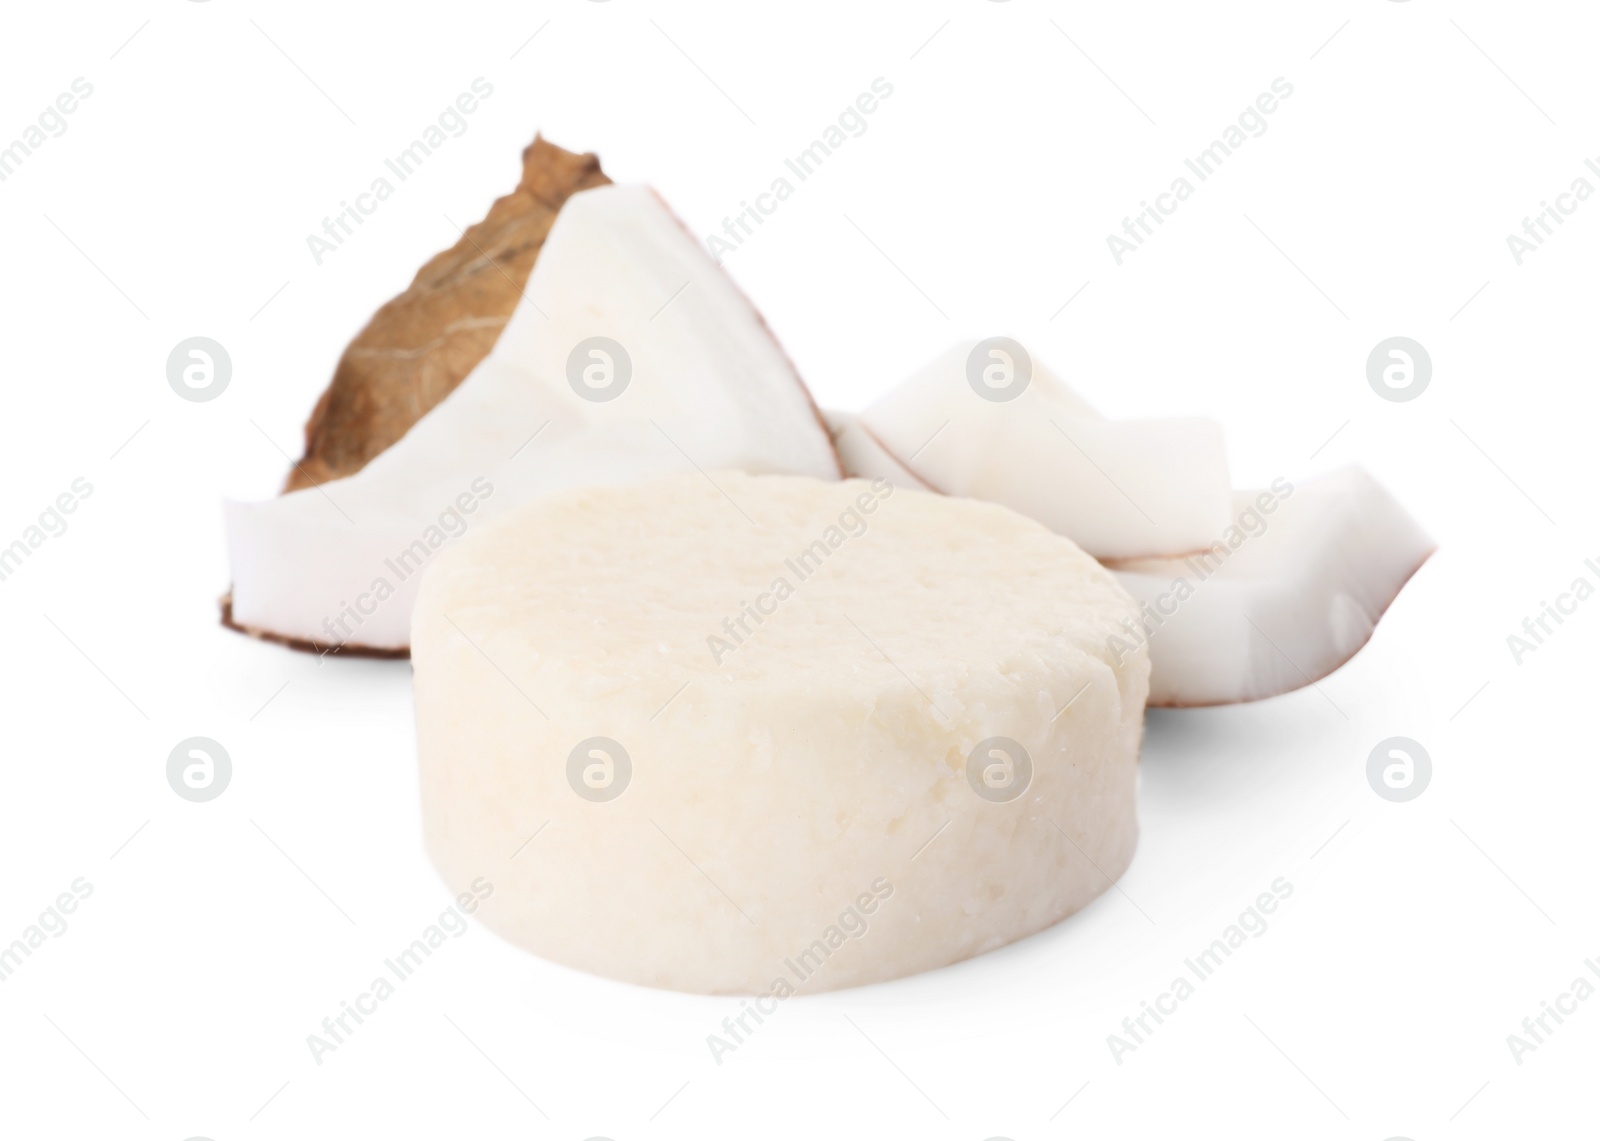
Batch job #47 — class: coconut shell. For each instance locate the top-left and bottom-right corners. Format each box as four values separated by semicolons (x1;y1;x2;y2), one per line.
283;135;610;492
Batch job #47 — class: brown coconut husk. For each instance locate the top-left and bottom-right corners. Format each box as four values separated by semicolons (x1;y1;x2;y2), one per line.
283;136;610;492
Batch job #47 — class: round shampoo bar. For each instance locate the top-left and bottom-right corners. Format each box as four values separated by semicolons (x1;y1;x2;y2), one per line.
412;471;1149;994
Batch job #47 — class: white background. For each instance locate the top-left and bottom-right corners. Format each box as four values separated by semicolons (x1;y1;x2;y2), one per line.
1;1;1596;1137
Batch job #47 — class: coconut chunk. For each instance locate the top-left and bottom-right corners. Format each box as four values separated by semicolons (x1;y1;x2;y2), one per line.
822;409;935;491
225;185;839;653
1104;468;1435;706
412;472;1149;994
858;341;1232;559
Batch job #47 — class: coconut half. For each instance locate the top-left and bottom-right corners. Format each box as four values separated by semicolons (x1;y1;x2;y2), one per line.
225;184;840;654
858;341;1233;560
1103;468;1435;707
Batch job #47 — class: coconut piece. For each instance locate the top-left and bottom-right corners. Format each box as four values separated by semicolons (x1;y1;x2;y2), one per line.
284;136;611;492
225;185;840;654
859;341;1232;560
1103;468;1435;707
413;471;1149;994
822;409;935;491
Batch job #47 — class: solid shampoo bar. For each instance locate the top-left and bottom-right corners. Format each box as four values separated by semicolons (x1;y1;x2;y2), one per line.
412;471;1149;993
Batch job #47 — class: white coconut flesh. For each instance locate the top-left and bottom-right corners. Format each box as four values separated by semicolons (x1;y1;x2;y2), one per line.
225;184;839;652
411;471;1150;994
858;340;1234;560
1104;467;1435;707
822;409;936;492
